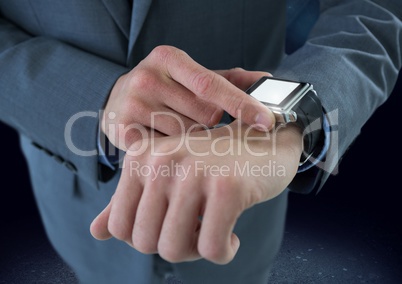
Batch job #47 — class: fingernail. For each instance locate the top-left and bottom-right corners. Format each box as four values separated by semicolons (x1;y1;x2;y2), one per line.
254;112;272;131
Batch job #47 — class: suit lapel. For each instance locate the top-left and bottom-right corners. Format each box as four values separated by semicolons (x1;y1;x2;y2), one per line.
127;0;153;65
101;0;153;65
100;0;131;39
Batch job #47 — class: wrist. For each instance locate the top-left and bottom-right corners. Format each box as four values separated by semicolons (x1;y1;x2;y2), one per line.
276;123;304;160
227;120;303;161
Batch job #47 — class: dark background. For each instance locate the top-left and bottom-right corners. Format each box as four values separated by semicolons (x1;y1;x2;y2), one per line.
0;73;401;283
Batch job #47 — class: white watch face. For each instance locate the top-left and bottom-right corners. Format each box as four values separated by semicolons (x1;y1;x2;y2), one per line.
250;78;301;105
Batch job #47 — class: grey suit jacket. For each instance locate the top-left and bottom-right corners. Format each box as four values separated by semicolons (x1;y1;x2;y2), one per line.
1;1;401;283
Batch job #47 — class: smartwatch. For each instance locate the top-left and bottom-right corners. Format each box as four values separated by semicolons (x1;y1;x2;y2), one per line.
245;76;324;165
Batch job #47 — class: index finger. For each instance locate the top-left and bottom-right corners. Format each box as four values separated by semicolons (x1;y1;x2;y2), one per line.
159;46;275;131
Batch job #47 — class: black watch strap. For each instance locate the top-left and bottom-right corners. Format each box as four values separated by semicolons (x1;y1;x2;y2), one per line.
293;89;324;164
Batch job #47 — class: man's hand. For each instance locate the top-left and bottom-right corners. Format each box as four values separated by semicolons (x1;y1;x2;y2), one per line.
90;121;302;264
102;45;275;151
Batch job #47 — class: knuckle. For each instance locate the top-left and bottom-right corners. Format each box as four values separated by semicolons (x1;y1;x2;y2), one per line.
150;45;190;73
211;179;235;200
107;221;131;243
198;243;227;263
192;71;217;99
158;244;185;263
226;67;244;85
149;154;168;169
152;141;181;158
129;68;157;91
132;234;157;254
150;45;175;64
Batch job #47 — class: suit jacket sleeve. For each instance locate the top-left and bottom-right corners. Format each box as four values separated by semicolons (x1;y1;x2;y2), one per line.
0;16;129;189
274;0;402;192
